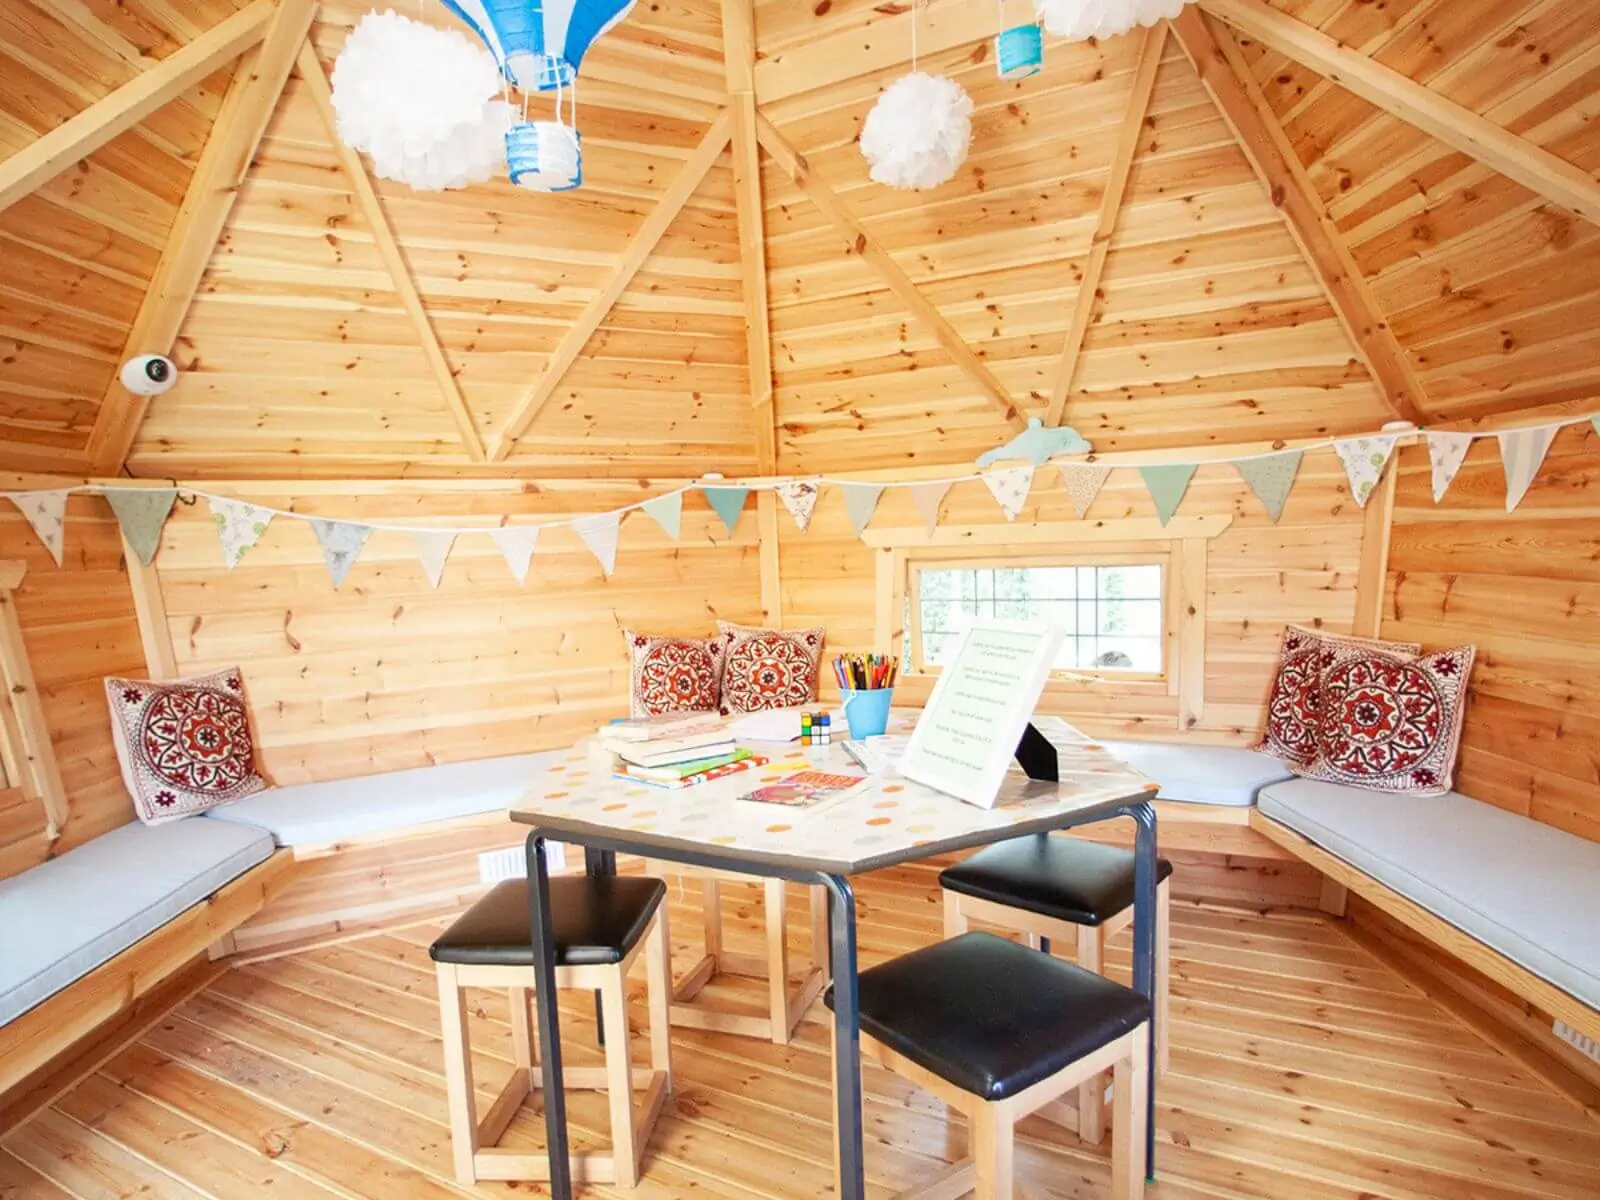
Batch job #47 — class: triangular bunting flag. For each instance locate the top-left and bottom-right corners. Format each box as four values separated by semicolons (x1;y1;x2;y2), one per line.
641;491;682;541
1057;464;1109;519
839;482;885;539
701;485;748;536
573;512;621;577
208;496;273;568
309;518;371;589
909;480;952;533
409;530;456;588
981;465;1034;522
1497;425;1558;513
6;490;69;566
490;526;541;585
104;488;177;566
776;480;820;533
1233;453;1301;522
1334;435;1397;508
1592;416;1600;438
1426;432;1474;503
1139;465;1196;527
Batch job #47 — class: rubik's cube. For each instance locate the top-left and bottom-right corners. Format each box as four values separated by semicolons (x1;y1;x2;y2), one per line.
800;711;831;746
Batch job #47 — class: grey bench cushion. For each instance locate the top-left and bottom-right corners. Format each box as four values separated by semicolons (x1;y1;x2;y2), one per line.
1259;778;1600;1010
0;818;274;1025
1098;740;1293;808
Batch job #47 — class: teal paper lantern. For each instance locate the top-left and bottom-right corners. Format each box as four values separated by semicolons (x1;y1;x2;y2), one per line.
996;23;1043;79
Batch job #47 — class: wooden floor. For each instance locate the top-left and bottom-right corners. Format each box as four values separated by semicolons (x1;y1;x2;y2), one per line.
3;860;1598;1200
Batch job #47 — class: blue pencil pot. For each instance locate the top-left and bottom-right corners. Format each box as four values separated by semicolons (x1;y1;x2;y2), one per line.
842;687;894;740
996;23;1043;79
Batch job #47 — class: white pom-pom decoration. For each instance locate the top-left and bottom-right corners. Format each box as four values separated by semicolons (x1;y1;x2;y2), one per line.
860;72;974;191
1033;0;1189;41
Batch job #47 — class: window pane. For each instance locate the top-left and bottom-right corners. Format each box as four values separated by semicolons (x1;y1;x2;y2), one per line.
1100;599;1162;637
1100;564;1162;599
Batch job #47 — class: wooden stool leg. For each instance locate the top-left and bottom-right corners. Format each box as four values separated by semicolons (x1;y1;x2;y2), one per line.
1156;879;1171;1076
601;971;640;1188
1112;1027;1150;1200
810;885;831;979
1076;926;1106;1145
645;908;673;1088
435;963;479;1185
702;877;723;960
765;877;792;1045
508;986;534;1069
972;1105;1014;1200
943;889;969;938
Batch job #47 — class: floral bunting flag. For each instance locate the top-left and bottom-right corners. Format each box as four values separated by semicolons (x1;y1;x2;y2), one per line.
1233;452;1301;522
104;488;177;565
1334;435;1397;508
309;518;371;589
409;530;456;588
1139;465;1196;527
1057;463;1109;519
208;496;273;568
6;490;69;566
776;479;820;533
490;526;541;584
839;482;885;539
641;491;683;541
1426;432;1474;503
909;479;952;533
701;485;748;535
981;465;1034;522
572;512;621;577
1497;425;1558;513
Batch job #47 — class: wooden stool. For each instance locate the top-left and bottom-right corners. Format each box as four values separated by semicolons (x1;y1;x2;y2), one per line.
646;860;829;1044
429;875;673;1188
940;836;1172;1145
830;931;1149;1199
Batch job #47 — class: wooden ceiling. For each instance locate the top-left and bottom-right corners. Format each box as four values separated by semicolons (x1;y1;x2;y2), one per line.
0;0;1595;479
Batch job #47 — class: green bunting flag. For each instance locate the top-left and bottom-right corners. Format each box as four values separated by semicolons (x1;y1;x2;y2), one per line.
641;490;683;540
701;485;748;535
104;488;177;565
1233;452;1301;522
1139;465;1196;527
840;482;885;539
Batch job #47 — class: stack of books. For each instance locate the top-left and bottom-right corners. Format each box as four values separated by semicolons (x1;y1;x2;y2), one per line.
599;714;767;790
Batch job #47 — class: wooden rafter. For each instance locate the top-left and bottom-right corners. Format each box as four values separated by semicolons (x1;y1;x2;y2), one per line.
1171;8;1425;424
1201;0;1600;230
0;0;277;214
489;112;733;463
84;0;317;475
297;44;487;462
755;115;1028;432
1045;23;1166;428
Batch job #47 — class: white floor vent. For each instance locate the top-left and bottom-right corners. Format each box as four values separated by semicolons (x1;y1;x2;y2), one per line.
478;842;566;884
1553;1020;1600;1064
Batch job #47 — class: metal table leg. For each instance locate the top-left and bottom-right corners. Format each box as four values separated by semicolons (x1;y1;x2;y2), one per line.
1129;800;1158;1181
821;874;865;1200
526;831;573;1199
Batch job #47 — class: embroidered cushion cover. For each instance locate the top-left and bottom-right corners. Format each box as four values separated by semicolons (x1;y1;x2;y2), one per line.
1259;625;1418;769
624;630;725;717
717;621;824;715
105;667;268;825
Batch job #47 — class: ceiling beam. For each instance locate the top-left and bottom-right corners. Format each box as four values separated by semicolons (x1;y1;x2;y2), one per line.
1171;8;1425;424
297;43;486;462
84;0;316;475
755;114;1028;432
489;112;733;463
1045;22;1165;428
0;0;277;214
1201;0;1600;230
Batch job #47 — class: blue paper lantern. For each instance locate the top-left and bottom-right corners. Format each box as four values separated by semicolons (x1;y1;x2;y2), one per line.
996;23;1043;79
438;0;636;92
506;120;583;191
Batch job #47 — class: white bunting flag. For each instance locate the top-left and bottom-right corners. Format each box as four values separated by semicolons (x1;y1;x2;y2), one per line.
909;479;953;533
1233;452;1302;522
1497;425;1558;513
1334;435;1398;508
981;465;1034;522
573;512;621;577
409;530;456;588
776;479;820;533
208;496;274;568
490;526;541;585
641;490;682;541
1426;432;1475;503
839;482;885;539
104;488;177;566
309;518;371;589
6;490;69;566
1057;464;1109;519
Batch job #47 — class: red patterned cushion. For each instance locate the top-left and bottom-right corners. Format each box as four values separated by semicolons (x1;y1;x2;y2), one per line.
624;630;724;718
1258;625;1417;769
104;667;268;825
717;621;824;715
1299;643;1475;796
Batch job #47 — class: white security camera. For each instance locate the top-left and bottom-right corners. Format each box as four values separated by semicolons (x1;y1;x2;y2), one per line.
120;354;179;397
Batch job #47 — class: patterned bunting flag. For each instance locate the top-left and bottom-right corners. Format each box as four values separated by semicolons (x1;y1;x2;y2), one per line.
1426;432;1474;503
572;512;620;577
6;490;69;566
641;490;682;541
208;496;273;568
409;530;456;588
909;479;953;533
1057;464;1109;519
104;488;177;566
1139;465;1196;527
1334;435;1397;508
1233;452;1301;522
776;479;820;533
839;482;885;539
309;518;371;589
701;485;748;535
490;526;541;585
981;465;1034;522
1497;425;1558;513
1593;417;1600;438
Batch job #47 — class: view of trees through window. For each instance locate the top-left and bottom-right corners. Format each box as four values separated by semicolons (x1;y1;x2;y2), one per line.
915;563;1164;673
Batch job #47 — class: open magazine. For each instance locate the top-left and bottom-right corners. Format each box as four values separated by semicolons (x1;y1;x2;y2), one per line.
739;770;868;810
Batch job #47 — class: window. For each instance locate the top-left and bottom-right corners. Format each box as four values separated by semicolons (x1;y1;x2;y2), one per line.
912;561;1165;675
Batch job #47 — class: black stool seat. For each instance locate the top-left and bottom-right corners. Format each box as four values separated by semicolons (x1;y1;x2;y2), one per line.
429;876;666;968
826;931;1149;1102
940;836;1173;927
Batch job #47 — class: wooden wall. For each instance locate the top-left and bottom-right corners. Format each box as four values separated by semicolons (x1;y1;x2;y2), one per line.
1384;427;1600;842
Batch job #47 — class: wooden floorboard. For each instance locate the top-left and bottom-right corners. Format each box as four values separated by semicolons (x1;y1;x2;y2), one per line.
3;862;1597;1199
